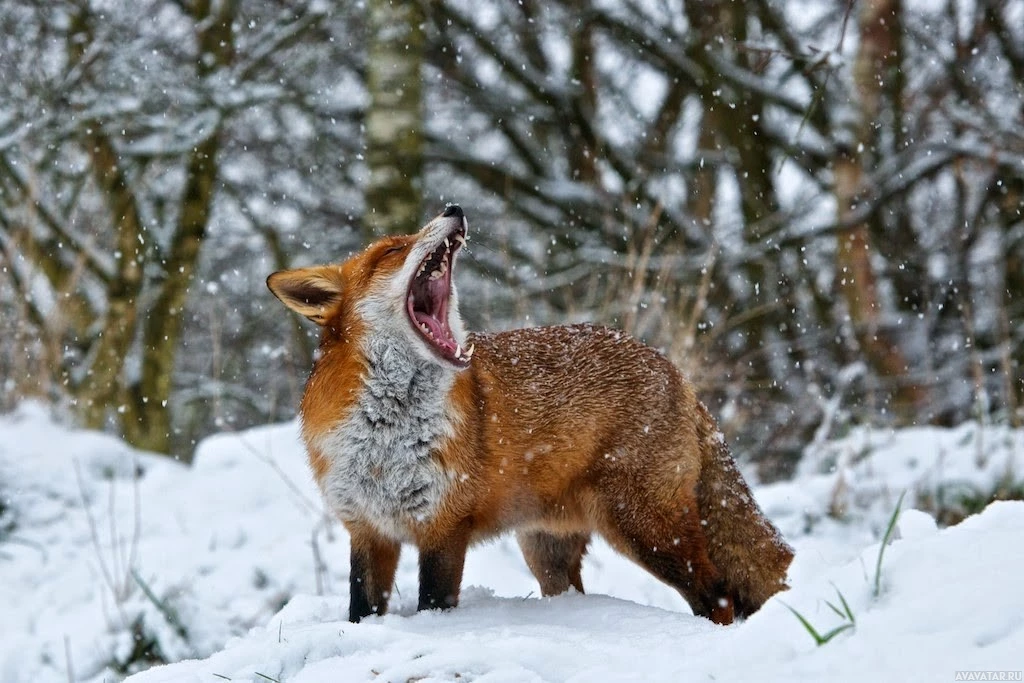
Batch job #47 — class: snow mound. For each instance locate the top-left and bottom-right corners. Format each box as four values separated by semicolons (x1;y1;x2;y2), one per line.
0;403;323;683
128;501;1024;682
2;403;1022;683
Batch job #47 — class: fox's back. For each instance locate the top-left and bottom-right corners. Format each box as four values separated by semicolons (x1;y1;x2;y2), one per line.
470;323;701;435
464;324;709;502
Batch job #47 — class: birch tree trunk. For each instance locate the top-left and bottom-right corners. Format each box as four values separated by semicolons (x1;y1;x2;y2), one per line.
365;0;425;236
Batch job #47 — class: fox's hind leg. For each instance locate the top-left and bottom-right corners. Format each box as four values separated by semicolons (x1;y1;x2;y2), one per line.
596;482;735;624
517;530;589;596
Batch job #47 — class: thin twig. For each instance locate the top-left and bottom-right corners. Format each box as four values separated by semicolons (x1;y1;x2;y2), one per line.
130;569;190;642
64;634;74;683
128;456;143;597
73;460;123;623
237;436;321;517
791;0;855;145
623;202;663;336
311;519;328;596
108;475;122;600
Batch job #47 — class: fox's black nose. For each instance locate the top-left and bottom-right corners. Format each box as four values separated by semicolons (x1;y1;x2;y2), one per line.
442;204;464;218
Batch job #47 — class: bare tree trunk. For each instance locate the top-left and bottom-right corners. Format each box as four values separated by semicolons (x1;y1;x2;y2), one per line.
684;0;787;393
63;8;146;430
122;0;234;456
568;10;598;185
687;119;717;235
835;0;922;417
997;174;1024;424
364;0;425;236
78;131;145;429
54;1;231;453
0;156;97;372
124;135;220;456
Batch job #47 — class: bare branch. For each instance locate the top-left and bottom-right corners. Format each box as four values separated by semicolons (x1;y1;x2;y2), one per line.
0;154;114;285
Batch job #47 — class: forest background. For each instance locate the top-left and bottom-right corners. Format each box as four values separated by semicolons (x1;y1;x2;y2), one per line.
1;0;1022;481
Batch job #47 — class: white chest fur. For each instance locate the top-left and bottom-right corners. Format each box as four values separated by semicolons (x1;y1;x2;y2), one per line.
312;336;456;539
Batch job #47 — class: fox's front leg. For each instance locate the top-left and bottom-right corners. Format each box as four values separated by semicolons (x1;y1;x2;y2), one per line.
346;522;401;622
417;522;471;612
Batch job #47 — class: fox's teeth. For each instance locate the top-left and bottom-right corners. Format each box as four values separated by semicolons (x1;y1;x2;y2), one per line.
430;269;443;280
464;343;474;359
444;237;450;249
455;233;466;246
418;322;438;341
455;343;462;357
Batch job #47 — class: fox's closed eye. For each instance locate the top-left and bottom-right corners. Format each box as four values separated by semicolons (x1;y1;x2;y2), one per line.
384;245;406;255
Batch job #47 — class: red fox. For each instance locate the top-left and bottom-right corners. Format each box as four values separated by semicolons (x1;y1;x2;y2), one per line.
267;206;793;625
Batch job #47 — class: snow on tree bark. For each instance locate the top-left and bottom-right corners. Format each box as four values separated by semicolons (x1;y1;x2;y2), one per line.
364;0;425;237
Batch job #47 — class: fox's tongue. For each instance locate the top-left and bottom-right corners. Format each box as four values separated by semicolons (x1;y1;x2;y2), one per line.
410;270;456;351
412;300;452;350
406;228;471;366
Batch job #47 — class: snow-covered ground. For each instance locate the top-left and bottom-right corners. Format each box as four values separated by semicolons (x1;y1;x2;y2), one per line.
2;402;1022;682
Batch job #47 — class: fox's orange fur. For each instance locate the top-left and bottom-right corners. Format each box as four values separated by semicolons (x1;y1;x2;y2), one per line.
268;207;792;624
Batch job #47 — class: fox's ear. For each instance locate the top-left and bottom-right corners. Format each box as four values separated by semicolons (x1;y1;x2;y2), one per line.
266;266;344;325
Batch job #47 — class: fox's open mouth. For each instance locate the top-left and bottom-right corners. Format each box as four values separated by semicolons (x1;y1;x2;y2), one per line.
406;225;472;366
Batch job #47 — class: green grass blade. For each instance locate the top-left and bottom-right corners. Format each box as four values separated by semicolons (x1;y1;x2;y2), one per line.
874;490;907;597
827;582;857;624
783;603;826;645
835;587;856;624
824;600;847;620
785;595;856;648
818;622;855;644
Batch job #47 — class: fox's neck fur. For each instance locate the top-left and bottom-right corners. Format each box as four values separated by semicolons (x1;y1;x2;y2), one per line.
311;327;458;540
359;332;456;427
